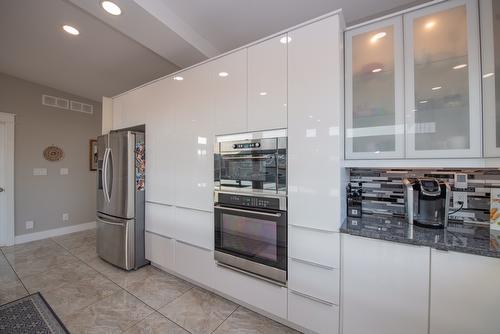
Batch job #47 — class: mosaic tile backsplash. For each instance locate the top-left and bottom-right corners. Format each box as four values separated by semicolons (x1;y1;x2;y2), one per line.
349;168;500;224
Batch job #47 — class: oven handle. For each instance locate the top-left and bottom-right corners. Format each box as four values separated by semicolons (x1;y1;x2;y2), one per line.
214;205;282;218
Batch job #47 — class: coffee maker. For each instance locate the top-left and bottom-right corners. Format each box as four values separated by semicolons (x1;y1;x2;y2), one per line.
403;178;451;228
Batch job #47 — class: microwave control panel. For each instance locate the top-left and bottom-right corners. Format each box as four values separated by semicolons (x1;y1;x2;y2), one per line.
218;193;280;210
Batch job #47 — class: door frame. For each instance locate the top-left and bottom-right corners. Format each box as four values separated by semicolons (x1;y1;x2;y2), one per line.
0;112;15;246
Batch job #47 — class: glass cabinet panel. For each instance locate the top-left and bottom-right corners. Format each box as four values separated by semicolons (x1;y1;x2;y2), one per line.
404;0;481;158
345;18;404;159
481;0;500;157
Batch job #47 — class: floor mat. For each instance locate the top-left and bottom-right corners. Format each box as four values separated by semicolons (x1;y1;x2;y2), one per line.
0;292;68;334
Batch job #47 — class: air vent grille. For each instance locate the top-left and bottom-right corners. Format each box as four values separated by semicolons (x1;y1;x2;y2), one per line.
42;95;69;109
42;94;93;114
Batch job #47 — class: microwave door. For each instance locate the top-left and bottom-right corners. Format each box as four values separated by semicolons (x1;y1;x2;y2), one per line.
103;131;135;219
96;134;109;214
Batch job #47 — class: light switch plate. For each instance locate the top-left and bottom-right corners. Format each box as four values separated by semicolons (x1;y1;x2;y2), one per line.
60;168;69;175
33;168;47;176
25;221;34;229
62;213;69;221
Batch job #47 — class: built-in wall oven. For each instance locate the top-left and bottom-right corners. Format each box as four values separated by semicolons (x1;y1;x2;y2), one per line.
214;130;287;285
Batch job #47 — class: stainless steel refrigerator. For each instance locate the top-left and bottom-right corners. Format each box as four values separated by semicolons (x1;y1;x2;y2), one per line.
96;130;147;270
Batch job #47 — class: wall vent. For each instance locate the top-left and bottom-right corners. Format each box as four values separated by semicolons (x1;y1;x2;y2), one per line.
41;95;93;114
42;95;69;109
70;100;93;114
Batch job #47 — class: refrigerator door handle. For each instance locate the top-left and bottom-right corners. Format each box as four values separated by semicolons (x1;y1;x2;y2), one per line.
103;148;111;202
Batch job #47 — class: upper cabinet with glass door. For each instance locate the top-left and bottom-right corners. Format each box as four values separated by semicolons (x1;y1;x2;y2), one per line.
404;0;481;158
481;0;500;157
345;18;405;159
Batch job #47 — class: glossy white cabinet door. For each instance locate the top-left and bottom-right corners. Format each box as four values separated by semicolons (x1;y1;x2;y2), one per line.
288;291;339;334
145;79;177;204
212;49;247;135
173;63;215;212
481;0;500;157
145;202;176;238
174;241;215;288
430;250;500;334
145;231;175;271
404;0;482;158
342;235;430;334
247;35;287;131
345;17;405;159
288;15;345;232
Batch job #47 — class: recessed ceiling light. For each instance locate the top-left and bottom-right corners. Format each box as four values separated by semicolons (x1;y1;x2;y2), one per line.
280;36;292;44
425;21;436;30
62;25;79;35
101;1;121;15
218;72;229;77
453;64;467;70
173;76;184;81
259;92;267;96
372;68;382;73
419;100;428;104
483;72;495;78
370;32;386;43
431;86;442;91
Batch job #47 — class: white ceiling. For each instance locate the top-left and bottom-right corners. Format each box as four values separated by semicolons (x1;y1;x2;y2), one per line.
0;0;430;101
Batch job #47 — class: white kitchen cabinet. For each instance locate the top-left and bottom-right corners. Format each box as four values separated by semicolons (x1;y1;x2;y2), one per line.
212;49;247;135
145;202;176;238
404;0;482;158
145;231;175;271
174;240;215;288
288;15;344;232
342;234;430;334
288;225;340;268
173;63;215;212
145;79;177;204
288;291;339;334
345;17;405;159
173;207;213;251
429;249;500;334
214;264;287;319
481;0;500;157
247;35;287;131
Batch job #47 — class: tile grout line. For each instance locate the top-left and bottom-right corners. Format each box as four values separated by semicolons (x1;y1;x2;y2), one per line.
210;305;240;334
0;248;29;296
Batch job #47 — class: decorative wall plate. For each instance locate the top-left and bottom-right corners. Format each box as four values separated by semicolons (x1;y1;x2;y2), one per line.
43;146;64;161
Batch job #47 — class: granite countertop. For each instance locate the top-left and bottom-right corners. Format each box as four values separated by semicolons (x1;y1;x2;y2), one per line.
340;215;500;259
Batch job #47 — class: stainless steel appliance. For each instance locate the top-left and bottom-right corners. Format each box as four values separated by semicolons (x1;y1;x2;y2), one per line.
214;130;288;285
214;191;287;285
403;178;451;228
96;130;147;270
214;130;287;195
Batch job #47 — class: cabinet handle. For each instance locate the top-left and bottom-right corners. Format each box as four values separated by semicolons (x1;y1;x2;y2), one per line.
215;205;282;217
289;290;335;307
289;257;335;270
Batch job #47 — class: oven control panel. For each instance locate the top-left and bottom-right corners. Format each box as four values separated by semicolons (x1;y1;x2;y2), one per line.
218;193;281;210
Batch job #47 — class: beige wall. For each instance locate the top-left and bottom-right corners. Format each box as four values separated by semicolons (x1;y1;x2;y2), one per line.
0;73;101;236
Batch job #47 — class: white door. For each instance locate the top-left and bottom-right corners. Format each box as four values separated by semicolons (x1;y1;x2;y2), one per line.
0;112;15;246
404;0;482;158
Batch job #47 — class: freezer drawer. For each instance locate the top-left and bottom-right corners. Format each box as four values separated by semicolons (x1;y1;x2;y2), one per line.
97;214;135;270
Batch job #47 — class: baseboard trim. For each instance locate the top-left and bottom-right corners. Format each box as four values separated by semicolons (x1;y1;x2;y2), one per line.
14;221;96;245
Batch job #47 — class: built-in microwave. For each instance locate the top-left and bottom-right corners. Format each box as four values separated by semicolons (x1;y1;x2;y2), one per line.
214;191;287;285
214;130;287;195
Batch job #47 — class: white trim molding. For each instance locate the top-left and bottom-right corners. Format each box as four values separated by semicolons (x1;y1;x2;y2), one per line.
0;112;15;247
14;221;96;245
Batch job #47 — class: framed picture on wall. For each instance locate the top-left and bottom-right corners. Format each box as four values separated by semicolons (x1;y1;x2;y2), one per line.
89;139;98;171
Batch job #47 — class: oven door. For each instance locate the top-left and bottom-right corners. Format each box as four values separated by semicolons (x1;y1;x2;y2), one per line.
214;204;287;284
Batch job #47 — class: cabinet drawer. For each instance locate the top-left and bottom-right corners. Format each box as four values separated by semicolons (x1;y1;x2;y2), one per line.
174;240;215;287
288;258;339;304
145;203;176;238
174;207;213;250
288;290;339;334
288;226;339;268
214;264;287;318
145;232;174;271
